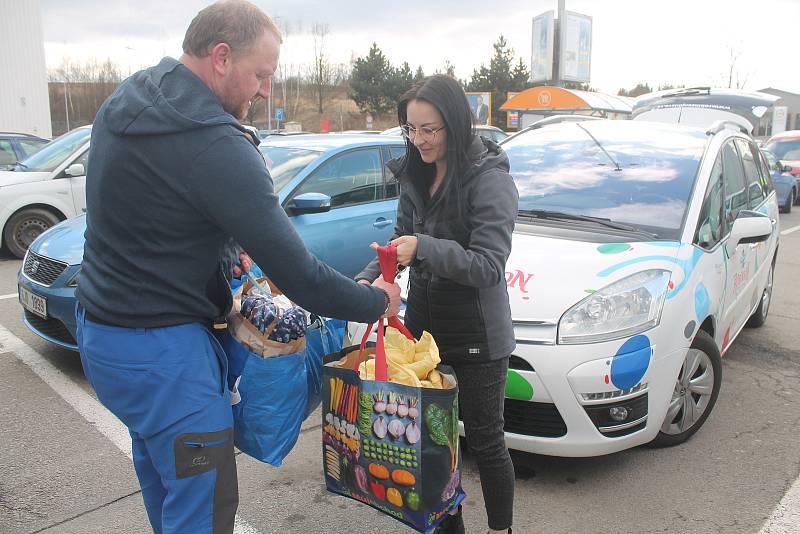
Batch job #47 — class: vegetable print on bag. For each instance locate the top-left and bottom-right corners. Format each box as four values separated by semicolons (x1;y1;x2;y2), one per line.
320;245;464;533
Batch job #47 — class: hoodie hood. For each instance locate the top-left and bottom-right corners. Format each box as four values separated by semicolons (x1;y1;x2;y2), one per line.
102;57;243;137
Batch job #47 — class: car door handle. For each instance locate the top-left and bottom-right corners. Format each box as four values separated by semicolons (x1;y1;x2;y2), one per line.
373;218;393;228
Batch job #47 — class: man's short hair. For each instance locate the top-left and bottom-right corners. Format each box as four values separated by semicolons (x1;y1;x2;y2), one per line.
182;0;282;57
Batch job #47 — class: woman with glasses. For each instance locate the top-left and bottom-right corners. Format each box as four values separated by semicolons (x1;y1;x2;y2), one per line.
356;75;518;534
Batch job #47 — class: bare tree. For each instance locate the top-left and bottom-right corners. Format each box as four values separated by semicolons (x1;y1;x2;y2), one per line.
310;23;332;114
723;44;749;90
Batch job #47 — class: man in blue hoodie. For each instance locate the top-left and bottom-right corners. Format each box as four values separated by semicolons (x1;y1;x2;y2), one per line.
75;1;400;532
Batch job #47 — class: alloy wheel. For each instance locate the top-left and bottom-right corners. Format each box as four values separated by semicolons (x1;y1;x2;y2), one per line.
661;348;716;435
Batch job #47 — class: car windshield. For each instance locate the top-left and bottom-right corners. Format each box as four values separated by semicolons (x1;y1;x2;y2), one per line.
18;128;91;172
502;121;707;240
259;146;323;192
762;139;800;160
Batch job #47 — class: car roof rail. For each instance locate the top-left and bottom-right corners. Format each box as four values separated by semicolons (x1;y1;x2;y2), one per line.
706;120;749;136
659;86;711;98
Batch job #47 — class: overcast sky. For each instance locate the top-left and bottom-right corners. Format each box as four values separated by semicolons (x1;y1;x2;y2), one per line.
41;0;800;96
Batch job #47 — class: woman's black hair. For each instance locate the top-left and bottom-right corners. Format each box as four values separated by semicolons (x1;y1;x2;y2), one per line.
397;75;475;189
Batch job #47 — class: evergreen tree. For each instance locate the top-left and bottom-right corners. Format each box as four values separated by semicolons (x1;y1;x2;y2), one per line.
468;36;530;128
414;66;425;83
388;61;414;102
349;43;395;115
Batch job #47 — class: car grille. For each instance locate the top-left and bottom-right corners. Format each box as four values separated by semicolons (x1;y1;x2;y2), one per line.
24;310;77;346
503;398;568;438
23;251;69;286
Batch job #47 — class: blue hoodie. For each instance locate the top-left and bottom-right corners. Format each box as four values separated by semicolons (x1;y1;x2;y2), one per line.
77;57;385;328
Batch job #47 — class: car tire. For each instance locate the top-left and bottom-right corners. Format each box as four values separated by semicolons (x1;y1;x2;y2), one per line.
648;330;721;448
2;208;61;259
746;259;774;328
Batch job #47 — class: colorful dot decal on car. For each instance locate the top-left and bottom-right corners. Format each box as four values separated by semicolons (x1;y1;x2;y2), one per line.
597;243;631;254
684;320;696;339
694;283;710;323
505;370;534;401
610;335;652;389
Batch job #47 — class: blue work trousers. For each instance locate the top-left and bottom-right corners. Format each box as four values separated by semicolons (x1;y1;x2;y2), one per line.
76;305;238;534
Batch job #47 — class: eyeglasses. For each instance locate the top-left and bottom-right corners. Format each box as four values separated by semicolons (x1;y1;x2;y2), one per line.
400;124;445;143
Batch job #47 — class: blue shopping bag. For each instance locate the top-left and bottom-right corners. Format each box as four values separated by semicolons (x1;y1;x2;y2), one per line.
216;328;308;467
304;317;346;418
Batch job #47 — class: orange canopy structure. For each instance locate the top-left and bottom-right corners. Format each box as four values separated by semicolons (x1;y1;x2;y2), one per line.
500;86;633;116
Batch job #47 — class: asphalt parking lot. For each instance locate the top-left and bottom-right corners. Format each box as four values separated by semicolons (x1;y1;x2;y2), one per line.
1;211;799;534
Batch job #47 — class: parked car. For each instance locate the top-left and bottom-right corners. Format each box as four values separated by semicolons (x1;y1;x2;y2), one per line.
18;134;405;351
762;130;800;184
351;119;779;457
258;129;310;139
632;87;779;135
1;126;91;258
0;132;50;170
761;150;797;212
382;125;508;143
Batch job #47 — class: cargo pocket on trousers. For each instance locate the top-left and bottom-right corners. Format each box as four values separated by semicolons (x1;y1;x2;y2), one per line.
175;428;239;533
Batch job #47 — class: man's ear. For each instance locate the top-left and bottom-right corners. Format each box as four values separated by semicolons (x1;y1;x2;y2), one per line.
210;42;233;76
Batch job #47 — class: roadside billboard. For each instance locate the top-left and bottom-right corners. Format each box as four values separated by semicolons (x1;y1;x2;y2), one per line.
466;92;492;126
531;11;555;83
559;11;592;83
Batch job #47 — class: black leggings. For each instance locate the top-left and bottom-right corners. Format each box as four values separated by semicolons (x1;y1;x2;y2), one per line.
451;357;514;530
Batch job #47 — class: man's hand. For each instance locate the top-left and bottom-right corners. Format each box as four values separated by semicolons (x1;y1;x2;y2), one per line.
232;251;254;278
372;277;401;318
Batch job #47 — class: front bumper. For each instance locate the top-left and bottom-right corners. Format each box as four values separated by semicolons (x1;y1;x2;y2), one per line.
502;337;686;457
18;266;80;351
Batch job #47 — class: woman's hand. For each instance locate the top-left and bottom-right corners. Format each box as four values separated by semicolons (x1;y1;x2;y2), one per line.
373;236;418;266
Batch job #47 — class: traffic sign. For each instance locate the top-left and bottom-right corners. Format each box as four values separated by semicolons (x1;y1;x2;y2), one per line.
275;107;284;121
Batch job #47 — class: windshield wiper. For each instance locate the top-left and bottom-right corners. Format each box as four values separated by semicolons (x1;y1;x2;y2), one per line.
576;123;621;171
13;161;28;170
517;209;659;238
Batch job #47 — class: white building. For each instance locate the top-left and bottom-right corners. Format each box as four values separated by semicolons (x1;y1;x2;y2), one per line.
0;0;51;138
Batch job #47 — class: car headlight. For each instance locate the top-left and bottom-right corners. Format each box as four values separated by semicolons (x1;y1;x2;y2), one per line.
558;269;671;345
66;268;81;287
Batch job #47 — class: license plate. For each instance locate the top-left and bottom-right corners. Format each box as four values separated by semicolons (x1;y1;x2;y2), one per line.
19;286;47;319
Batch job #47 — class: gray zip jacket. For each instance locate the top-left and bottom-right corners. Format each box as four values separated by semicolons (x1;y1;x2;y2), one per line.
356;136;518;363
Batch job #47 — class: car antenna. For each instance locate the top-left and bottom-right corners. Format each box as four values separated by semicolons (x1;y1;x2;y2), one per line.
576;123;621;171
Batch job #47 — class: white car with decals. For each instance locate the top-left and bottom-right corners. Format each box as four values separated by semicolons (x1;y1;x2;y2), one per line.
351;117;779;457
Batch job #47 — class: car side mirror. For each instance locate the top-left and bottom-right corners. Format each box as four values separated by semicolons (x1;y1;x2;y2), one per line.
287;192;331;215
725;210;773;256
782;164;793;173
64;163;85;177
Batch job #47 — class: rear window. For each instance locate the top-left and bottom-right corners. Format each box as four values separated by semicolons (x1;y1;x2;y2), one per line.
502;122;707;239
763;139;800;160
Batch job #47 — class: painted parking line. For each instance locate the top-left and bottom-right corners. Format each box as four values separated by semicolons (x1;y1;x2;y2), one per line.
0;293;18;300
0;324;261;534
759;472;800;533
780;224;800;236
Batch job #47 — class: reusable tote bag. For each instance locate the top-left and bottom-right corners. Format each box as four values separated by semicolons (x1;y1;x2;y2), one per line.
217;277;310;467
321;245;465;533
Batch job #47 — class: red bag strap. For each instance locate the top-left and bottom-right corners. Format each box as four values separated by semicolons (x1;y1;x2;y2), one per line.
352;245;414;379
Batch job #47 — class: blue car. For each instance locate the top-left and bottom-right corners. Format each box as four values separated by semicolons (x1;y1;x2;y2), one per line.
762;150;797;213
18;134;405;351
